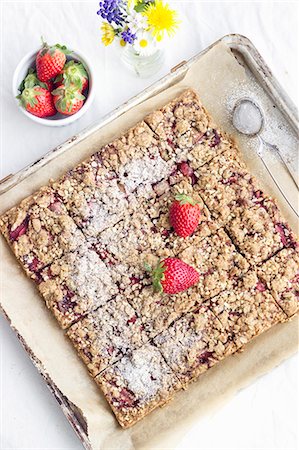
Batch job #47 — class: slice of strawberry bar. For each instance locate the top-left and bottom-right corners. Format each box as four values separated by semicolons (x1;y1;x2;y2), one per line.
153;304;234;386
208;270;287;351
52;153;130;237
225;198;297;265
99;121;174;199
194;147;266;225
67;296;149;377
177;228;249;299
257;247;299;317
145;89;230;166
37;245;131;329
0;186;85;277
95;343;182;428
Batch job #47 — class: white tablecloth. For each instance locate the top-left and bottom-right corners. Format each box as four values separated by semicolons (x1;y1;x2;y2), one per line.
1;2;298;449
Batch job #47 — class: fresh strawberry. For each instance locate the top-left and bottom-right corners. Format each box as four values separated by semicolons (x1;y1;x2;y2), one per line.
55;60;88;92
17;86;56;118
36;40;70;82
18;68;53;92
169;193;201;238
52;84;85;115
146;257;199;294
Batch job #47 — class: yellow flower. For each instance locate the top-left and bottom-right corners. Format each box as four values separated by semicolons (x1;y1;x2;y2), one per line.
143;0;180;39
101;22;115;46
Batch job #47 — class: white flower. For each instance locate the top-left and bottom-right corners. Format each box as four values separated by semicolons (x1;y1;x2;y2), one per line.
126;10;148;33
133;31;157;56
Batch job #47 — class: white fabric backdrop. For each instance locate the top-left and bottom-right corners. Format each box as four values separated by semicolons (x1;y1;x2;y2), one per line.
1;1;298;449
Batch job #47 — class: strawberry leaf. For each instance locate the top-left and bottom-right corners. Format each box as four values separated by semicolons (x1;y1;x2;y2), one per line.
151;260;165;293
174;193;198;206
54;43;71;54
144;262;152;272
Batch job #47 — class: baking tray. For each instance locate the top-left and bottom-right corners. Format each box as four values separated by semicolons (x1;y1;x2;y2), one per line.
1;34;298;449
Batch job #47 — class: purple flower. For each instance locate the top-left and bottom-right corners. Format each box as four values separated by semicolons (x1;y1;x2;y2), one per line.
121;28;136;44
97;0;124;26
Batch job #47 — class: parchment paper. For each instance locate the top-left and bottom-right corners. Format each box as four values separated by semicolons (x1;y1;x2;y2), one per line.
1;42;298;450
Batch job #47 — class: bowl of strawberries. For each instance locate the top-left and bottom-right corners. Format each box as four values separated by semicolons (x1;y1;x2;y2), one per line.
13;39;94;126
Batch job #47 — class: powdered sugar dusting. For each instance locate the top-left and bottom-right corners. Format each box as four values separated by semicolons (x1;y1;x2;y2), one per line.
118;345;171;401
223;75;298;179
119;152;171;192
68;247;117;302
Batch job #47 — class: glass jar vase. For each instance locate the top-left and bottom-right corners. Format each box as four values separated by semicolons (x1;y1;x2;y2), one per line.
121;46;165;78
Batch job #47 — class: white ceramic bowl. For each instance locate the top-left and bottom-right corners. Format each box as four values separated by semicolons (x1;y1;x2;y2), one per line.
12;48;95;127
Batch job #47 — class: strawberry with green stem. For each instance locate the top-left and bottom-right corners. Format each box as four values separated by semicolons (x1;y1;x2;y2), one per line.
17;86;56;118
55;60;88;92
36;38;70;82
52;84;85;115
145;257;199;294
169;193;201;238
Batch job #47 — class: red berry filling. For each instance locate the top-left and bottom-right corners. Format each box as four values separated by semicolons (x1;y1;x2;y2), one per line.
198;351;213;365
115;387;138;408
256;281;266;292
275;223;296;248
57;288;76;313
209;129;221;148
127;315;137;325
28;257;41;273
9;216;29;241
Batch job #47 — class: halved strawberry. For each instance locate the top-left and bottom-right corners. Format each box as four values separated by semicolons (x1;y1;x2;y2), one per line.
36;39;70;82
169;193;201;238
55;60;88;92
146;257;199;294
17;86;56;118
52;84;85;115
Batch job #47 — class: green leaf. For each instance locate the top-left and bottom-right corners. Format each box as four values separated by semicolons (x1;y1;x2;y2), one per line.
144;262;152;272
174;193;198;206
54;43;71;54
151;260;165;293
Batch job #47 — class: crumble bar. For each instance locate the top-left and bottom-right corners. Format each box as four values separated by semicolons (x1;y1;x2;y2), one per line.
67;296;149;376
98;121;174;198
37;245;132;328
225;198;297;265
145;89;231;166
257;247;299;317
208;270;287;350
178;228;249;299
194;147;266;224
154;304;234;385
95;343;182;428
0;187;85;277
52;153;130;237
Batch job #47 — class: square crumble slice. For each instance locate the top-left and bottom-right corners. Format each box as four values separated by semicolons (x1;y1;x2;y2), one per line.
95;343;181;428
225;198;297;265
67;296;149;377
98;121;174;199
52;152;131;237
127;286;200;338
37;245;132;329
194;147;266;225
144;89;232;166
153;304;234;386
0;187;85;277
208;270;287;351
257;247;299;317
177;228;249;299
